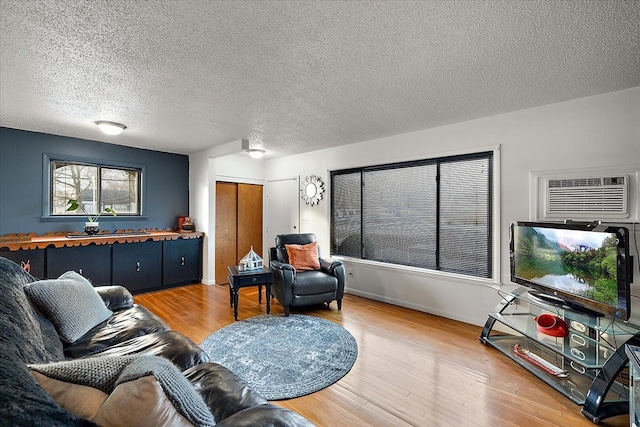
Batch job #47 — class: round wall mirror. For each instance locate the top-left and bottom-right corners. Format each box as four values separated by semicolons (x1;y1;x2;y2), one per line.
305;183;317;198
300;175;325;206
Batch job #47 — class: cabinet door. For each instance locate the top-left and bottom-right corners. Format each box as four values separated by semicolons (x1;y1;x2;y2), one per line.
237;183;263;261
46;245;112;285
215;182;264;285
215;182;237;284
0;249;45;278
163;238;201;286
112;241;162;294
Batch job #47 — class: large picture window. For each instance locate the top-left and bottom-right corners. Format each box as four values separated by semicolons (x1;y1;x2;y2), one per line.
331;151;493;279
50;161;141;216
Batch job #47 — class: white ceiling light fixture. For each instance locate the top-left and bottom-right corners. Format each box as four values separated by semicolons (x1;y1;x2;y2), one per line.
242;139;266;159
95;120;126;135
248;148;266;159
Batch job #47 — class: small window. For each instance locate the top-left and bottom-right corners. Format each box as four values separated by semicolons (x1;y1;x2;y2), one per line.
51;161;141;216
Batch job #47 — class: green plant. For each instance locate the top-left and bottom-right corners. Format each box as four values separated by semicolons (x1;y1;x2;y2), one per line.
66;199;116;222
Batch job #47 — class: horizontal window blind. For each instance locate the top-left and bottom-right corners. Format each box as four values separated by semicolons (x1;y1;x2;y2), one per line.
363;163;437;269
331;152;493;279
439;157;492;277
332;171;362;258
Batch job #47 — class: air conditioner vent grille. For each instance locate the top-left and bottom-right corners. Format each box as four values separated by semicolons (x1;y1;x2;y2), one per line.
548;176;627;188
545;176;628;218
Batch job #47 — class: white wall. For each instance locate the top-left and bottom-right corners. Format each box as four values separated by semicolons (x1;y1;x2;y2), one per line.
189;140;261;284
191;87;640;325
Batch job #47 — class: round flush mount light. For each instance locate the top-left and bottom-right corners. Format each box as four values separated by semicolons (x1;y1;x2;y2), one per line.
241;139;266;159
248;148;266;159
95;120;126;135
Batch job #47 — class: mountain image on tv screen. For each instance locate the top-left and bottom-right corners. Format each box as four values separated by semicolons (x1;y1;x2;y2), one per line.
514;226;618;305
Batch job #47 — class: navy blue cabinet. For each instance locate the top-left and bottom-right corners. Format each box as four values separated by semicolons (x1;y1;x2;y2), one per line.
163;238;202;286
2;233;202;293
112;241;163;294
0;248;45;278
46;245;112;285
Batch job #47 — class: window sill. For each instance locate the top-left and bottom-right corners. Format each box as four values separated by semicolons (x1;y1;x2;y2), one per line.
333;256;499;287
40;216;148;222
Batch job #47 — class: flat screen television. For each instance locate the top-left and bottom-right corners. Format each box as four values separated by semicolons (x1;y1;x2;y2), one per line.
510;221;633;320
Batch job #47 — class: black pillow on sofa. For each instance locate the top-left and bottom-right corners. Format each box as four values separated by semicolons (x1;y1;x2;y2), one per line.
24;271;113;343
0;256;91;426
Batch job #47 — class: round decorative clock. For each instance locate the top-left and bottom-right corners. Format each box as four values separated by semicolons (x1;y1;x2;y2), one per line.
300;175;325;206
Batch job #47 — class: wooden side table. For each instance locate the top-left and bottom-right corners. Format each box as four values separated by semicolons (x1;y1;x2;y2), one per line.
227;266;272;320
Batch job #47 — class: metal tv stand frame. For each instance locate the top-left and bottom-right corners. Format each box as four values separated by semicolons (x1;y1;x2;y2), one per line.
479;284;640;424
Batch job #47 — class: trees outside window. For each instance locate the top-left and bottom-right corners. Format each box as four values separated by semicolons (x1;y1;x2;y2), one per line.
51;161;140;216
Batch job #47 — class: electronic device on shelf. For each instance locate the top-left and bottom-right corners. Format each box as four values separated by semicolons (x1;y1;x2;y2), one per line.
513;344;569;378
510;221;633;321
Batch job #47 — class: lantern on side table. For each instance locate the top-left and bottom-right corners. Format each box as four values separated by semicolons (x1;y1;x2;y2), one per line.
239;246;263;271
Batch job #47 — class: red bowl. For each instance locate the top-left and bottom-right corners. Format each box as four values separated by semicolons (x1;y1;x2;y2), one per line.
534;314;569;337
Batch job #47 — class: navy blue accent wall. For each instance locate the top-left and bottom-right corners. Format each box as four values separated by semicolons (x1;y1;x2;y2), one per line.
0;127;189;235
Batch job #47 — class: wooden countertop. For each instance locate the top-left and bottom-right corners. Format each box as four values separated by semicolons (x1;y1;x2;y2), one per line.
0;230;204;251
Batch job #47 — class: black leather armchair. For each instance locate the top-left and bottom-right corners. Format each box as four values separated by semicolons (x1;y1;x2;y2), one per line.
269;233;345;316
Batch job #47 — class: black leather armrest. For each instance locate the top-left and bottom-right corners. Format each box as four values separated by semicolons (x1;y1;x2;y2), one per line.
270;260;295;271
319;258;343;274
185;362;267;423
216;404;317;427
94;285;134;311
186;364;316;426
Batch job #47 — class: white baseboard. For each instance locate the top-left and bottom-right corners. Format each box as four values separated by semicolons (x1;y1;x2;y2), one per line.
345;287;485;327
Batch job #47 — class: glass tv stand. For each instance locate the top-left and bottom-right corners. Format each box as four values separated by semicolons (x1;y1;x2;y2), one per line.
480;284;640;424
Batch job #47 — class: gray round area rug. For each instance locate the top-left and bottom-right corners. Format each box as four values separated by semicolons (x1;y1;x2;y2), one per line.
199;314;358;400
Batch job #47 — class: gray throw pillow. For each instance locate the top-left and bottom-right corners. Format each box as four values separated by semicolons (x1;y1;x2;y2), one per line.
30;356;215;427
24;271;113;343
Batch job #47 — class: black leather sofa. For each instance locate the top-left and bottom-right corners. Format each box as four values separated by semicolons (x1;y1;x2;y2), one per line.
0;256;314;426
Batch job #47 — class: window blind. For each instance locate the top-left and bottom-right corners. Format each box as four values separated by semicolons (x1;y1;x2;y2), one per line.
331;152;493;279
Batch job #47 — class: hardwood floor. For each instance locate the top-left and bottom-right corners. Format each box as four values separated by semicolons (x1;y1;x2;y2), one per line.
134;284;629;427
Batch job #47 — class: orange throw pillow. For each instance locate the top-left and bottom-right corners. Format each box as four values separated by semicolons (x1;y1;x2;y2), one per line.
285;242;321;271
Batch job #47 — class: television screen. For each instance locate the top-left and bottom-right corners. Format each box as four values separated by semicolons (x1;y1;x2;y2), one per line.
510;222;631;320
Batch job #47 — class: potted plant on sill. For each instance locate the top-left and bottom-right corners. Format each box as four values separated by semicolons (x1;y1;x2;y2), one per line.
66;199;116;235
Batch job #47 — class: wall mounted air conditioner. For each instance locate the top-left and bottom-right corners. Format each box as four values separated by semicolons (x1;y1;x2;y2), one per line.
529;166;640;222
546;175;628;219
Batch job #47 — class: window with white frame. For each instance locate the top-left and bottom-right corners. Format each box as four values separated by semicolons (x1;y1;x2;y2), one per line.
330;151;493;279
50;161;141;216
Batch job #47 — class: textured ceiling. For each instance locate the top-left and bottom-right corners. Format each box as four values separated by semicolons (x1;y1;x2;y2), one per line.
1;1;639;158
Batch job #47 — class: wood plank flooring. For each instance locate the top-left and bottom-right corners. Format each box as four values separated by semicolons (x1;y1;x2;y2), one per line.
134;284;629;427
